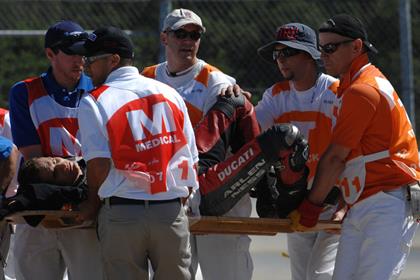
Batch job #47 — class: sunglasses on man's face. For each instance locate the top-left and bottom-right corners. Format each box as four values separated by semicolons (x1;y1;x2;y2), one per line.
319;39;354;54
83;54;113;66
168;29;202;41
272;47;302;60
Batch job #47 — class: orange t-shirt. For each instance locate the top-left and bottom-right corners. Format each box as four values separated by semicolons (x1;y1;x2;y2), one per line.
333;54;420;200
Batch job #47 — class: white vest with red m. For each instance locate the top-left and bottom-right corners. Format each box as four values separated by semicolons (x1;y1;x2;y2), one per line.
89;68;198;195
25;77;81;157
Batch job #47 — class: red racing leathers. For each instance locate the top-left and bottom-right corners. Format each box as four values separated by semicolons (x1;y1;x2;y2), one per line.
195;95;309;216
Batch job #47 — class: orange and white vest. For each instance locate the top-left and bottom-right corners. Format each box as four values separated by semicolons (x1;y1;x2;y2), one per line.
89;71;198;194
142;59;235;127
25;77;81;157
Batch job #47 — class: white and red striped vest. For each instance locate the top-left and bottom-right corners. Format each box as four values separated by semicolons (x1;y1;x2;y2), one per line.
25;77;81;157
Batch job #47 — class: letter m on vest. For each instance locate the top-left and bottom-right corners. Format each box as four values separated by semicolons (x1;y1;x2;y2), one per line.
49;126;81;156
127;101;177;141
105;93;190;193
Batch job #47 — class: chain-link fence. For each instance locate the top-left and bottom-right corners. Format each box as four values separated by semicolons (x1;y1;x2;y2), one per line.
1;0;419;130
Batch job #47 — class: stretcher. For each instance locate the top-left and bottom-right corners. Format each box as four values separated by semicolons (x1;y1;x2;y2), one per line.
4;210;341;234
4;210;93;229
189;216;340;235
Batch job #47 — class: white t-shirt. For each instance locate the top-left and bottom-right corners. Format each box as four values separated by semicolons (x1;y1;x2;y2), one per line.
255;73;339;186
79;66;199;200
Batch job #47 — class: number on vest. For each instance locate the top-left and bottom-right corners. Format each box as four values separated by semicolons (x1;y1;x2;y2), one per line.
178;160;189;180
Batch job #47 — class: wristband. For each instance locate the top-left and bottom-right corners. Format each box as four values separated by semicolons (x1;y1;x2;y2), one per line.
297;198;323;227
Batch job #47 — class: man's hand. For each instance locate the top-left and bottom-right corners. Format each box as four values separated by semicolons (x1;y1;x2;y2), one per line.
76;157;110;222
289;210;313;232
325;203;347;234
76;199;101;222
219;84;252;100
257;124;305;165
289;198;323;232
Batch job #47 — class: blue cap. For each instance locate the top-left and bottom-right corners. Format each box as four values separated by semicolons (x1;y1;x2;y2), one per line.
44;20;89;55
258;23;321;63
0;136;13;160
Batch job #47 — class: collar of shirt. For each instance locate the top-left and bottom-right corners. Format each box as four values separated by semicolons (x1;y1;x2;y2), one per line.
42;67;93;107
165;63;196;77
158;60;204;90
338;53;370;97
105;66;140;85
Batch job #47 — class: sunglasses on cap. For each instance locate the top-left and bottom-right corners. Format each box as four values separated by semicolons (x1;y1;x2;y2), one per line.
50;31;89;54
168;29;202;41
319;39;354;54
272;47;302;60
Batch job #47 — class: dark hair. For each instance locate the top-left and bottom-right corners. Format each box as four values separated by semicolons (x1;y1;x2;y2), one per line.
17;158;44;185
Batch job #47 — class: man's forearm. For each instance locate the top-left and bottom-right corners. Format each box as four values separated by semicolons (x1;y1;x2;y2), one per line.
86;158;111;207
308;149;346;205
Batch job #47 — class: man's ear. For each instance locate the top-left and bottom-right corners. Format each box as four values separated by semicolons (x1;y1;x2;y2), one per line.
45;48;55;61
353;38;364;55
160;32;168;46
111;54;121;67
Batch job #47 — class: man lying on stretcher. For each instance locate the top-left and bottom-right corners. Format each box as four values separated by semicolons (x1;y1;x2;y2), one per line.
0;95;340;225
0;157;87;226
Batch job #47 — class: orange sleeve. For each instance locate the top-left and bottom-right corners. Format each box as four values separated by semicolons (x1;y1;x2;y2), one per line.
141;66;156;79
332;84;380;149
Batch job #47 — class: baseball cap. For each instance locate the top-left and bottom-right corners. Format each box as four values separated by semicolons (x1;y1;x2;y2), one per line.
72;26;134;59
258;23;321;64
44;20;88;55
318;14;378;53
163;8;206;32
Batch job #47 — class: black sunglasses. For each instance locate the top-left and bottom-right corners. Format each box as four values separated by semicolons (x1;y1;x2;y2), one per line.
168;29;202;41
272;47;302;60
83;54;113;66
319;39;354;54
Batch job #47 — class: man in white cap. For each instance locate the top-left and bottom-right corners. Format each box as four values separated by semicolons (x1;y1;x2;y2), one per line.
143;8;258;280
